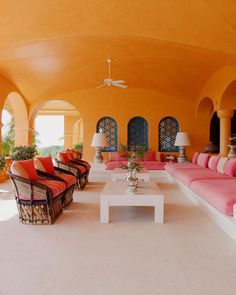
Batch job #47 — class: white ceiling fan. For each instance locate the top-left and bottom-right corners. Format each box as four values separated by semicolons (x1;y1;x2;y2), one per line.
96;58;128;89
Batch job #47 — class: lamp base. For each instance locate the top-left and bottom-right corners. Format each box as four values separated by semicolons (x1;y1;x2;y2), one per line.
93;147;104;163
177;146;188;163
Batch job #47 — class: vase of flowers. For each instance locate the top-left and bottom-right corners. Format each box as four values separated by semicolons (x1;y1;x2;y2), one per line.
120;144;147;192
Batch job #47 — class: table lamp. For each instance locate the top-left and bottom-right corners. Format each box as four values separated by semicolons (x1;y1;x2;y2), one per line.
91;132;107;163
174;132;191;163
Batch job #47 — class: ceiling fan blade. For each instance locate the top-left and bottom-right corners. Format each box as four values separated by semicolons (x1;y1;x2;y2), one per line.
112;80;126;84
113;83;128;89
96;83;106;89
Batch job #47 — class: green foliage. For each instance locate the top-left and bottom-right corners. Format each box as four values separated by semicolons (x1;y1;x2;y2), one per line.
2;117;15;156
38;145;63;159
0;155;6;171
10;145;38;161
73;142;83;152
120;144;148;160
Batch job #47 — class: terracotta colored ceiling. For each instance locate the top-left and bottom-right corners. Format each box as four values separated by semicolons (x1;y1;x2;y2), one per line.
0;0;236;103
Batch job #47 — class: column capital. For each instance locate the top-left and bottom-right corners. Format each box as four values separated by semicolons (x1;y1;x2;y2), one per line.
217;109;234;119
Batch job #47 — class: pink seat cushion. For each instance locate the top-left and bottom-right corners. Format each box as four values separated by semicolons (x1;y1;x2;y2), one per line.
140;161;165;170
165;163;202;175
191;152;199;164
172;168;231;186
35;156;55;174
190;179;236;216
224;159;236;177
19;179;66;201
143;150;156;161
54;171;77;187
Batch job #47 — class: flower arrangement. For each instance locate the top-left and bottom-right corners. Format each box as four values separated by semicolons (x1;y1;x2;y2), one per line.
120;144;148;172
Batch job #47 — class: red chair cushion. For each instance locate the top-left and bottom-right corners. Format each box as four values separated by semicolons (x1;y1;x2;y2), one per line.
54;171;77;187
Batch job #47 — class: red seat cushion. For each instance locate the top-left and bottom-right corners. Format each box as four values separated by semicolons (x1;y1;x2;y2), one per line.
73;164;87;174
54;171;77;187
19;179;66;201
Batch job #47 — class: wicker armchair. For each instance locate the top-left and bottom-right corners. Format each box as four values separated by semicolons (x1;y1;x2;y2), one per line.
9;159;66;224
56;152;88;189
34;156;77;208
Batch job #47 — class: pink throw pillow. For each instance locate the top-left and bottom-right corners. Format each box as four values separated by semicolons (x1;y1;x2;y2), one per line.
143;150;156;161
197;153;210;168
208;155;221;171
116;151;128;161
192;152;199;164
224;159;236;177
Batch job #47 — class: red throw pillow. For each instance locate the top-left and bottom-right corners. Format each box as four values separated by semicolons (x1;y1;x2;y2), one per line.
36;156;55;174
18;159;39;181
59;152;70;164
143;150;156;161
66;151;75;160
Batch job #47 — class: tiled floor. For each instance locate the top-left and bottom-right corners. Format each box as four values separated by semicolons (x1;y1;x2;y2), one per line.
1;171;236;295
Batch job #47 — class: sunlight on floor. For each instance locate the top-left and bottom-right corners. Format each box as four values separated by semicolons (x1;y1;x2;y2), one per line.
0;199;17;221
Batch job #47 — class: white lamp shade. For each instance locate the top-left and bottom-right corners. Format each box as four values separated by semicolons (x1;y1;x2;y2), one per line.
174;132;191;146
91;133;107;147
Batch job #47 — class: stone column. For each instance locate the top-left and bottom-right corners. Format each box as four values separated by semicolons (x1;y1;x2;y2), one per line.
217;110;234;156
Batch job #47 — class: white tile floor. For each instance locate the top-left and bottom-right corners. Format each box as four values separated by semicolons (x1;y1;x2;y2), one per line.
1;171;236;295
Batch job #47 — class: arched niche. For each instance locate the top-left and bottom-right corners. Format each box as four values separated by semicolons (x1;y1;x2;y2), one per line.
127;116;148;150
96;117;118;152
158;116;179;152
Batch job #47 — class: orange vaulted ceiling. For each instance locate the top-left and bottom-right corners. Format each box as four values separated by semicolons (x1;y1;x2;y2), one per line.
0;0;236;103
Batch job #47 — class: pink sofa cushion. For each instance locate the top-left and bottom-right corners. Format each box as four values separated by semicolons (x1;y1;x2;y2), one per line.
190;179;236;216
11;159;39;181
164;162;202;174
196;153;210;168
224;159;236;177
172;168;231;187
115;152;128;161
143;150;156;161
192;152;199;164
208;155;221;172
140;161;165;170
216;157;228;174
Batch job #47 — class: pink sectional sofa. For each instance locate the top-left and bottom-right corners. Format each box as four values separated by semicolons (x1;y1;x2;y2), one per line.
165;153;236;217
105;150;166;170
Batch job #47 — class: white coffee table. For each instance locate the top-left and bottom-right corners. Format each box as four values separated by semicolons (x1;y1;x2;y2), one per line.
111;168;150;182
100;181;164;223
